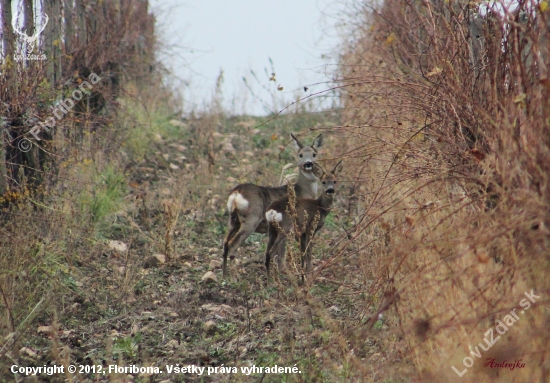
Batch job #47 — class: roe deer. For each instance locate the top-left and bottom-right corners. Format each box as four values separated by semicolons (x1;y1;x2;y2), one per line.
264;161;342;279
222;133;324;278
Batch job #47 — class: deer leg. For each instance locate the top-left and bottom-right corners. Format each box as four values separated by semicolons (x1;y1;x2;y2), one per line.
223;218;260;276
304;233;314;273
274;235;287;272
299;233;307;271
222;214;240;278
265;225;277;281
297;233;313;283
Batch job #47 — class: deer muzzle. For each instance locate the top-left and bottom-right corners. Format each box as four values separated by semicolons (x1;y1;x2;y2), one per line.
303;161;313;170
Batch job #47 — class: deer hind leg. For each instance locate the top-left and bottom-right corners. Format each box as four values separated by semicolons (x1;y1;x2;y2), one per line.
222;213;241;278
223;217;261;277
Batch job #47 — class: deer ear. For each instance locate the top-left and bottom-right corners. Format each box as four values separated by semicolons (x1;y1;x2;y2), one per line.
311;134;323;149
290;133;304;150
312;163;325;178
331;160;343;175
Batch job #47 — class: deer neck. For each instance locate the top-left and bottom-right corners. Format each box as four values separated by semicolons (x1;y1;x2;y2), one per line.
295;168;318;198
317;194;334;215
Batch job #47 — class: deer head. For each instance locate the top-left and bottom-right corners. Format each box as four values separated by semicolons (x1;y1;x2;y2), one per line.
290;132;323;173
319;160;343;198
12;13;49;54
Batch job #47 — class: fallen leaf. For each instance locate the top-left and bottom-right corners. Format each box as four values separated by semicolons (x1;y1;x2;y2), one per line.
20;347;38;358
209;259;222;270
477;251;490;264
108;240;127;253
203;320;216;333
37;326;52;333
153;254;166;264
201;271;218;283
426;67;442;77
470;148;485;162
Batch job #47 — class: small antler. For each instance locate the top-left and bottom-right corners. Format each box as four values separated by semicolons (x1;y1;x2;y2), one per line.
312;163;324;178
331;160;343;174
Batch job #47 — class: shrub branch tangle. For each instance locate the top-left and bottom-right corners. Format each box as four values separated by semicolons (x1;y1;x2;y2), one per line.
1;0;155;192
0;0;162;372
337;0;549;380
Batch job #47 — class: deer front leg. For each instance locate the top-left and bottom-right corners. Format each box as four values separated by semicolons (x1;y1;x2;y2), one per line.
301;233;313;274
265;226;278;281
273;235;287;273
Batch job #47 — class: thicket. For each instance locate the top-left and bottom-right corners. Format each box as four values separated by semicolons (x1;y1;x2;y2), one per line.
0;0;166;370
335;0;550;381
1;0;157;191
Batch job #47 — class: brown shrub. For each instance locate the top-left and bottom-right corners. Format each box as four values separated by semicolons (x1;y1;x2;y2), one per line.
335;0;550;381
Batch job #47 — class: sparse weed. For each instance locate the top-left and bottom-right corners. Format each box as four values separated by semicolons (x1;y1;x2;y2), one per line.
112;333;142;360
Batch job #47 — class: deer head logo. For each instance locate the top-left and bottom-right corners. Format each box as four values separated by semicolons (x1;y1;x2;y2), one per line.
12;13;49;54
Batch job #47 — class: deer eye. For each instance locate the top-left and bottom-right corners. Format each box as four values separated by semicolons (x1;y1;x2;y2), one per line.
313;153;316;157
322;181;326;184
299;154;303;158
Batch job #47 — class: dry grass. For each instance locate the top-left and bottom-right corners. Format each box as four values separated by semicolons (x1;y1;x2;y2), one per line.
331;0;550;381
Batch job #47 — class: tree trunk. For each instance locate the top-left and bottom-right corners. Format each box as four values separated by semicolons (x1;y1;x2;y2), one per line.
1;0;14;194
63;0;74;54
22;0;34;37
75;0;86;47
1;0;13;60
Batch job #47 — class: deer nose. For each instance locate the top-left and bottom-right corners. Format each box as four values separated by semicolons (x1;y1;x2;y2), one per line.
326;188;335;195
303;161;313;170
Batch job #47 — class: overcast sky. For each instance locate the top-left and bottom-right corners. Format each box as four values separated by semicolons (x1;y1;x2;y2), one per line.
153;0;347;116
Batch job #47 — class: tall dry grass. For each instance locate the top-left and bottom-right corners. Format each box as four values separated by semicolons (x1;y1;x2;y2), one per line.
330;0;550;381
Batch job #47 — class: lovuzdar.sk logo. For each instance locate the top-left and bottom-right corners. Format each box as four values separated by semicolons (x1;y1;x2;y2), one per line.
12;13;48;61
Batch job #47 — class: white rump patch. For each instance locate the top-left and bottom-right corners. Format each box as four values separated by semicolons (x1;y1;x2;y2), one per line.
227;192;249;212
266;209;283;223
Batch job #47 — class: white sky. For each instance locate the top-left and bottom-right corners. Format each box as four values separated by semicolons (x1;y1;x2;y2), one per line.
153;0;347;116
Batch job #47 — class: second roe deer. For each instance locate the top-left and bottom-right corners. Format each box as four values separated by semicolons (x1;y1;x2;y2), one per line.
264;161;342;279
